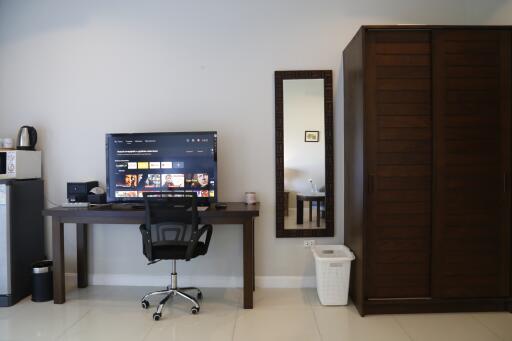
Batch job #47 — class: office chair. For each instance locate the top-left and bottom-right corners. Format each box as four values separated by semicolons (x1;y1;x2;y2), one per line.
139;192;213;321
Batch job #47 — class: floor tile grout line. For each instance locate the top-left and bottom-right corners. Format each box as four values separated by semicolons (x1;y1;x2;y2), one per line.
54;307;93;340
392;315;415;341
141;318;156;341
308;299;324;341
230;306;240;341
468;313;506;341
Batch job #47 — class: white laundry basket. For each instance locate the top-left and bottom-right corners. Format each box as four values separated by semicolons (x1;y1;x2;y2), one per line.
312;245;355;305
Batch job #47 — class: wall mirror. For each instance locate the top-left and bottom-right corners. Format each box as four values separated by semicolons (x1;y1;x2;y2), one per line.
275;70;334;237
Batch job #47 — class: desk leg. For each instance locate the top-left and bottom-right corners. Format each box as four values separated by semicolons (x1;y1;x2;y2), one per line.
316;200;321;227
52;219;65;304
252;218;255;292
309;201;313;222
297;198;303;224
243;218;254;309
77;224;88;288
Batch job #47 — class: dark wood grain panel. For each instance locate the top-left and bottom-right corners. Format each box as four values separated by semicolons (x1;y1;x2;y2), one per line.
445;175;501;191
373;30;430;42
432;29;510;299
440;283;502;298
447;90;498;103
376;239;429;252
377;66;431;79
444;126;497;139
376;190;431;202
443;30;499;41
377;153;431;165
376;54;430;66
377;165;431;177
444;40;500;53
377;103;431;115
442;226;500;239
375;42;431;54
377;78;430;90
379;127;432;140
445;53;499;66
445;115;499;127
446;78;498;90
377;176;431;190
343;28;366;314
446;152;499;165
446;66;498;78
378;140;431;153
376;202;431;215
376;90;431;103
379;116;431;128
373;274;429;287
377;251;430;263
371;287;430;298
446;140;496;153
375;263;430;275
376;226;430;239
444;212;500;227
444;191;500;206
375;214;430;227
367;30;433;299
445;101;498;115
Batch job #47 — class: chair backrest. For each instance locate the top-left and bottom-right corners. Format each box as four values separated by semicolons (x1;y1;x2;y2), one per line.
143;192;199;244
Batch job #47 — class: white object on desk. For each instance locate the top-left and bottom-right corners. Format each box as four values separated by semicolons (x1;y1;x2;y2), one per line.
2;138;13;149
245;192;257;205
62;202;89;208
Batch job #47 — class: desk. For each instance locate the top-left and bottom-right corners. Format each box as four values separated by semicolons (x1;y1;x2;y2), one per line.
42;202;259;309
296;193;325;227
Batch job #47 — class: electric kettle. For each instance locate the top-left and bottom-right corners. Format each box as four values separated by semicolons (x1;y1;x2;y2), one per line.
16;126;38;150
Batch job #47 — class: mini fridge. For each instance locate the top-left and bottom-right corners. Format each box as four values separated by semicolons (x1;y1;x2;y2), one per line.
0;179;44;307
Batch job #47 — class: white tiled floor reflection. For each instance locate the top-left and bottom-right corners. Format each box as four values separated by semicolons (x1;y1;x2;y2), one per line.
1;286;511;341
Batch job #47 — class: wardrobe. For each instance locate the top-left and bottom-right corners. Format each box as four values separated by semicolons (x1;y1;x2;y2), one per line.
344;26;511;315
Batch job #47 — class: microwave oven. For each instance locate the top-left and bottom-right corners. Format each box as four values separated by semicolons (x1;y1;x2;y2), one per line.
0;150;41;180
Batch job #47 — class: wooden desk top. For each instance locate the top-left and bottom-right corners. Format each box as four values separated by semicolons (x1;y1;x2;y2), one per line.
43;202;260;225
296;193;326;200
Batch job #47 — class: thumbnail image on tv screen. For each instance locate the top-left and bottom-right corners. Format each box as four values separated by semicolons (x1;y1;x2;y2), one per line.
106;131;217;204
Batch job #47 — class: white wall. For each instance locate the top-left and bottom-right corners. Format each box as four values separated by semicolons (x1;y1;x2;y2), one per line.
283;79;325;208
0;0;511;286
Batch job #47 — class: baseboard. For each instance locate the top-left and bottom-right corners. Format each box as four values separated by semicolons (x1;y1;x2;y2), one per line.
65;273;316;288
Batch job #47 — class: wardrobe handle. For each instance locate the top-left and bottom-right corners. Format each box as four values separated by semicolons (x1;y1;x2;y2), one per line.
368;174;375;194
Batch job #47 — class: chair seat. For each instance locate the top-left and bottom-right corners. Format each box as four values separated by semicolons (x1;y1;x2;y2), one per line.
147;242;208;260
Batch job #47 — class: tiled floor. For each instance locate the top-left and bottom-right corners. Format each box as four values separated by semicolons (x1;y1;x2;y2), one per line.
1;285;511;341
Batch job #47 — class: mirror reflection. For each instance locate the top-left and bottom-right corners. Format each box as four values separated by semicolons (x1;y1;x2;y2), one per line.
283;79;326;230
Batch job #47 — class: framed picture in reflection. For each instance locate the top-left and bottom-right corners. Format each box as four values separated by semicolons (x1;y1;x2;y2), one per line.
304;130;319;142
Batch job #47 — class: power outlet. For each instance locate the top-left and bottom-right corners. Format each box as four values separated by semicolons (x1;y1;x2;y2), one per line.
304;240;315;247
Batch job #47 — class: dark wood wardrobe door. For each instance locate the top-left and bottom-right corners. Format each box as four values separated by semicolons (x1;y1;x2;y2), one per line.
366;30;432;298
432;30;511;298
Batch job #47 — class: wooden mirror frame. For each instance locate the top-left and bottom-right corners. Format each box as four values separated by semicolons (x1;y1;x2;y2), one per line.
275;70;334;237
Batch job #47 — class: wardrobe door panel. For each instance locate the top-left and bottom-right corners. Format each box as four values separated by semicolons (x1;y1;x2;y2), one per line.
366;30;432;298
432;29;511;298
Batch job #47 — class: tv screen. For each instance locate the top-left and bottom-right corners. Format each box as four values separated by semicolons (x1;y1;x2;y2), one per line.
106;131;217;204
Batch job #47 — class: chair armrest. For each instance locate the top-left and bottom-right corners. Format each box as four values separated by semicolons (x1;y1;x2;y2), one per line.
185;224;213;261
139;224;153;261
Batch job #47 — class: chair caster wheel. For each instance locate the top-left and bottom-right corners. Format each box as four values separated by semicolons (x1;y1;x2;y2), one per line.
141;300;150;309
191;306;200;315
153;312;161;321
197;292;203;300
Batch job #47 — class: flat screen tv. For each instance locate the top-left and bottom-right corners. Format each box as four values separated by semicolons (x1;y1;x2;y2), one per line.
106;131;217;205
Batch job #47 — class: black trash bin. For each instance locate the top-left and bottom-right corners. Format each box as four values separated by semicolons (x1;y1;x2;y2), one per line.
32;260;53;302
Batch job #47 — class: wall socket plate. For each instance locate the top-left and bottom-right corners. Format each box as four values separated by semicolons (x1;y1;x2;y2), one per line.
304;240;315;247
